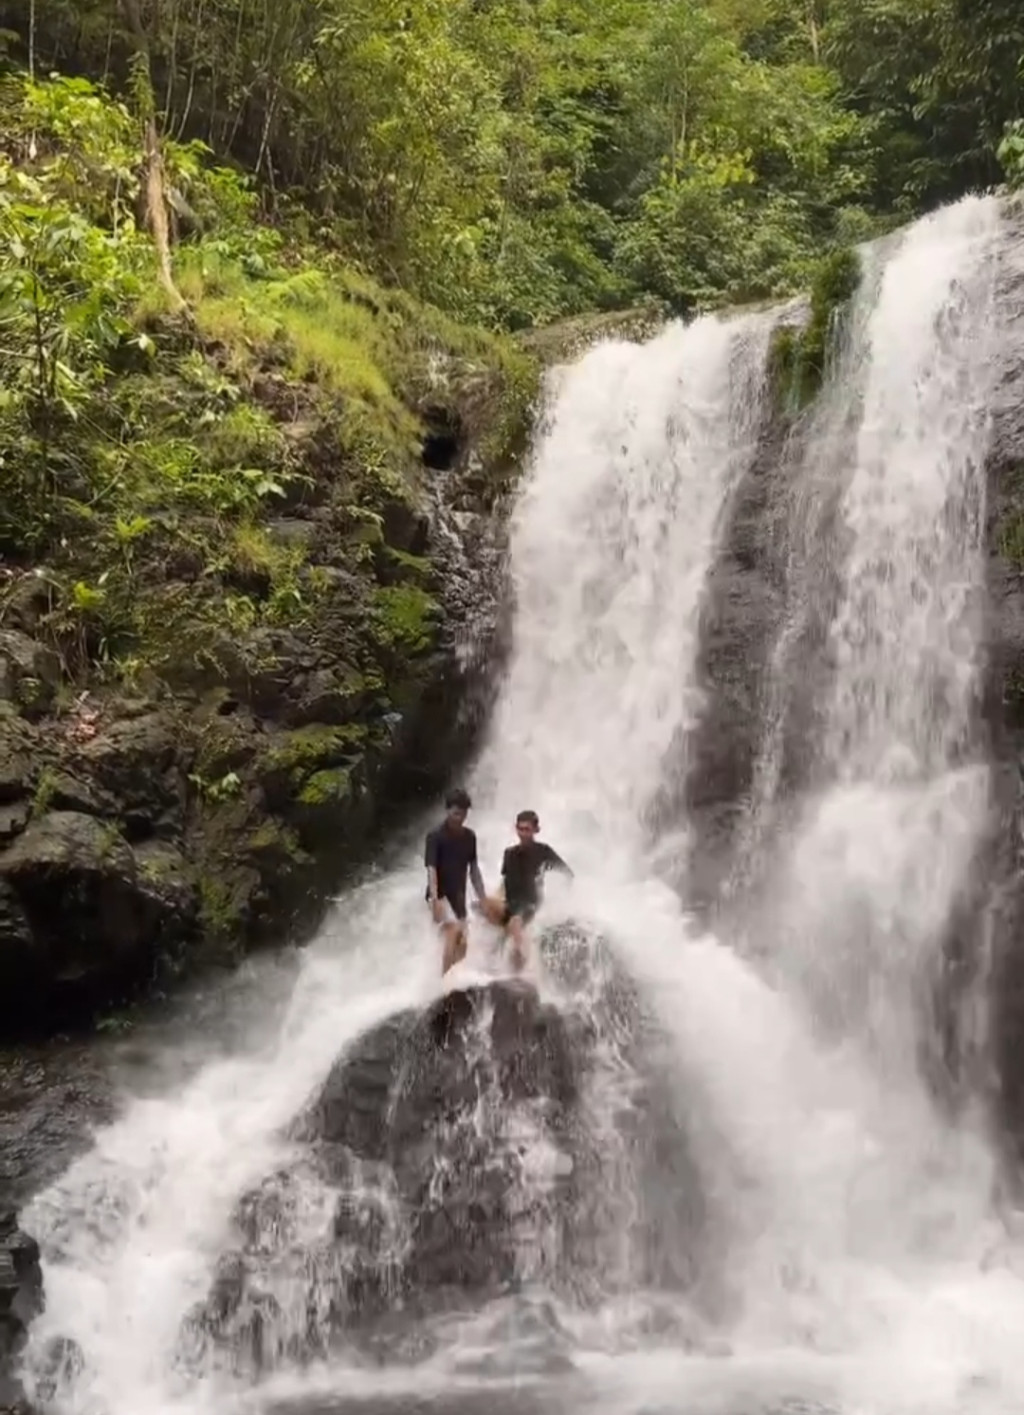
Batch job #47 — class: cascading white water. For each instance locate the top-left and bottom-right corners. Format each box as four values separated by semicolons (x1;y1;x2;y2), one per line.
474;314;771;869
18;197;1024;1415
763;196;998;1075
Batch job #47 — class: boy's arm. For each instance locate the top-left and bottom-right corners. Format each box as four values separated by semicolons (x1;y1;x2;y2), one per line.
495;846;510;899
468;830;486;901
424;831;440;901
544;844;573;878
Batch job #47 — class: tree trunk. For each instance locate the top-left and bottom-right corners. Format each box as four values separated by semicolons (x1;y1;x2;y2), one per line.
120;0;187;313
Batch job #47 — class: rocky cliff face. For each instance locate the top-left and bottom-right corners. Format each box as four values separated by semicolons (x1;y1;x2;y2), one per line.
0;1211;43;1410
0;357;530;1036
982;195;1024;1159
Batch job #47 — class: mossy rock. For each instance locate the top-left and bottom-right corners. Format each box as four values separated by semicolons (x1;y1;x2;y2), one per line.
298;767;353;808
999;510;1024;569
246;817;310;866
370;585;440;657
263;723;368;776
771;247;862;409
257;723;366;813
291;760;374;850
197;864;262;955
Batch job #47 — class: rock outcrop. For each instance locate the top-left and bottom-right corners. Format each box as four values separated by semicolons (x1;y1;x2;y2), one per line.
983;194;1024;1159
0;372;522;1034
165;933;708;1380
177;980;579;1376
0;1212;43;1409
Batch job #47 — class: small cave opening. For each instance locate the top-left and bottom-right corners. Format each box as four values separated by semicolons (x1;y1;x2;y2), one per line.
421;406;463;472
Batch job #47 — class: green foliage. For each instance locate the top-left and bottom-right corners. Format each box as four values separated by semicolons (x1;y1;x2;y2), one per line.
6;0;1022;334
189;768;243;804
771;246;863;407
0;0;946;331
370;586;440;656
999;121;1024;189
999;509;1024;568
0;70;532;696
264;725;368;777
298;768;354;809
801;246;863;387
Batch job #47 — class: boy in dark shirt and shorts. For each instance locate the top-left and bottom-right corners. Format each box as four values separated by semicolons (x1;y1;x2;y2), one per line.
480;809;572;972
424;788;487;975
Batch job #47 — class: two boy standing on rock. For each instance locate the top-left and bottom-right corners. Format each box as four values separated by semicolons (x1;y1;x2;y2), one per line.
423;788;572;976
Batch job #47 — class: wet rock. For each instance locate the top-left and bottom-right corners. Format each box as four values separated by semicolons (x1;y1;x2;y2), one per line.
287;667;370;728
24;1334;84;1407
985;197;1024;1155
0;574;54;637
0;805;29;846
223;628;320;717
0;812;197;1024
659;361;792;913
266;518;318;552
0;633;59;720
75;712;187;840
0;722;37;805
0;1044;114;1210
187;982;580;1373
0;1212;44;1406
380;498;429;556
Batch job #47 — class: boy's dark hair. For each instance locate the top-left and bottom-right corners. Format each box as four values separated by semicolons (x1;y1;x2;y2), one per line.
516;809;539;827
446;788;472;811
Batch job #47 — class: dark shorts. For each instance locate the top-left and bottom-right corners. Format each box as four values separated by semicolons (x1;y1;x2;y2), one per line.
428;891;467;924
502;901;537;927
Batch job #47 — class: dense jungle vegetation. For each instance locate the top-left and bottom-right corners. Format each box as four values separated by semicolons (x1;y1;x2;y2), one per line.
4;0;1024;331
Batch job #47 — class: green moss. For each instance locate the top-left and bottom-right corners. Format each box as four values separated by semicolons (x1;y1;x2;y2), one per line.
298;766;353;808
773;247;862;409
203;404;282;469
32;766;58;816
97;821;124;859
804;248;861;373
247;818;310;863
370;585;439;655
139;853;176;883
383;546;434;585
198;872;236;941
999;511;1024;567
477;348;542;470
263;723;367;775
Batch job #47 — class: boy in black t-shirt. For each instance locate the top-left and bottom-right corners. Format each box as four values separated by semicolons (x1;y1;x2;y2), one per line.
479;809;572;972
424;788;487;975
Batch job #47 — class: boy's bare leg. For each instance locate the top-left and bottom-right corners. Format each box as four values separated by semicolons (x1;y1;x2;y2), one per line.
441;920;467;975
506;915;528;972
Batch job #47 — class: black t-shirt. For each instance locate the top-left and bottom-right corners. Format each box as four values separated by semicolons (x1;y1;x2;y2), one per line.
424;822;478;909
501;841;570;912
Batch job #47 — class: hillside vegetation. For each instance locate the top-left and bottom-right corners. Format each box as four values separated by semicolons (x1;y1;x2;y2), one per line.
3;0;1021;334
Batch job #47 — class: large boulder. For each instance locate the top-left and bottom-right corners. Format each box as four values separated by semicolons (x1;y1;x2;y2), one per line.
177;980;580;1377
0;810;198;1025
171;939;709;1383
0;631;60;720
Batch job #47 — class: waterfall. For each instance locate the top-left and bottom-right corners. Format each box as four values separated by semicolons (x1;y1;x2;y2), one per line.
19;197;1024;1415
